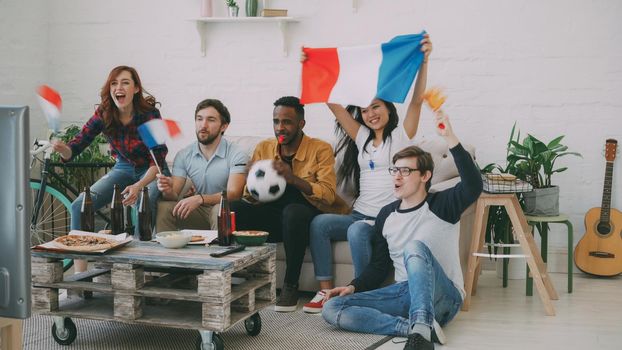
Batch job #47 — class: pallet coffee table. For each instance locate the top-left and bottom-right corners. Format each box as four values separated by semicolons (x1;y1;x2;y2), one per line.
31;241;276;350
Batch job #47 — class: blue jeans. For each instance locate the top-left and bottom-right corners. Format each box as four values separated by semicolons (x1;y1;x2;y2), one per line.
309;211;375;280
70;159;162;235
322;240;462;336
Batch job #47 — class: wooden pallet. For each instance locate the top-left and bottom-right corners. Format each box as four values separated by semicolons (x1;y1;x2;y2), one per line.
31;242;276;332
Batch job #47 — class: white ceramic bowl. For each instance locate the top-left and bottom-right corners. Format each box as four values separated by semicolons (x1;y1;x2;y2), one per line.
156;231;191;249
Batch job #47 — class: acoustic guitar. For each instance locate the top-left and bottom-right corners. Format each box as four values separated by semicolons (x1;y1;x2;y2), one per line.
574;139;622;276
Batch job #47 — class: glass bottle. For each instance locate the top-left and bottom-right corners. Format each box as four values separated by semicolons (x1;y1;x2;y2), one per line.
80;187;95;232
110;184;124;234
217;190;231;246
138;187;152;241
124;205;135;236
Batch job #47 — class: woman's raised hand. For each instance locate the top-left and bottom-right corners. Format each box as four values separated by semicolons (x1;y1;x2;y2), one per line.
420;34;433;63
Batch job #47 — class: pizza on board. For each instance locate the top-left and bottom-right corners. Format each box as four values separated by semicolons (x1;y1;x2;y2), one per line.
54;235;118;252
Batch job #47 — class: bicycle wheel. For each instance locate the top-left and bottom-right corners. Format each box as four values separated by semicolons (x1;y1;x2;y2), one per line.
30;180;73;245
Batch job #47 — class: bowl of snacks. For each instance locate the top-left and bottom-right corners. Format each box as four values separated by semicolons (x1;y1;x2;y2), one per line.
232;230;269;246
156;231;191;248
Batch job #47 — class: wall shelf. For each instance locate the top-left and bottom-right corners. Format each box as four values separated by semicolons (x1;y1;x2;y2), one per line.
194;17;299;56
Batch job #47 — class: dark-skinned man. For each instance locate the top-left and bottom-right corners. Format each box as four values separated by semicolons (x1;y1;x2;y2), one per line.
231;96;349;312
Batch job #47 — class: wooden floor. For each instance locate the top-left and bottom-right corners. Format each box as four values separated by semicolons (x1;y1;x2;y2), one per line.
377;272;622;350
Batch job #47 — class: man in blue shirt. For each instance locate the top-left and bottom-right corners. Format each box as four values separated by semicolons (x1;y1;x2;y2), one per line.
156;99;248;231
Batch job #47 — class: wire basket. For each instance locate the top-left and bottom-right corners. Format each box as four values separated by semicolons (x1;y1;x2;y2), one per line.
482;173;533;194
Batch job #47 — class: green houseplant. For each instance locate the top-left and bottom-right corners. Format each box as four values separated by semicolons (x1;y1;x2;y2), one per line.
507;131;582;216
50;124;114;197
480;123;582;281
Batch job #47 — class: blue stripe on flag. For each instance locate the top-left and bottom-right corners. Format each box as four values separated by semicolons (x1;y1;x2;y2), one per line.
377;32;426;103
138;123;160;149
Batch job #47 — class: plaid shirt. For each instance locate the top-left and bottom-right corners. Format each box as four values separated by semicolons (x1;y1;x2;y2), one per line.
66;108;168;169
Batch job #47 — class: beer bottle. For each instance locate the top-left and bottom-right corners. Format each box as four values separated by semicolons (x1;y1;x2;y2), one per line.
217;190;231;246
124;205;135;236
110;184;124;234
80;187;95;232
138;187;152;241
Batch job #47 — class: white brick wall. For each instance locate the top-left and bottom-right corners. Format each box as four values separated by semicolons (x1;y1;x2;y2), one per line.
2;0;621;272
0;0;49;138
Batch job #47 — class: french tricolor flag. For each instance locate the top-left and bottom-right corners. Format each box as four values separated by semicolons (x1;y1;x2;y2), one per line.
37;85;62;133
137;119;182;149
138;118;182;174
300;32;426;107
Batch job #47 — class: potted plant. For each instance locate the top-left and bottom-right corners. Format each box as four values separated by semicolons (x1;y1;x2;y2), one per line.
507;130;582;216
50;124;114;197
225;0;239;17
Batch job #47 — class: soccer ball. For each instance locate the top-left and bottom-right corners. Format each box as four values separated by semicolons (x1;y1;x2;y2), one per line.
246;160;286;202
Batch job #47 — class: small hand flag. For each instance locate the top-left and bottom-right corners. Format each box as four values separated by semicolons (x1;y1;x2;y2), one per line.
137;119;182;149
37;85;62;133
137;118;182;174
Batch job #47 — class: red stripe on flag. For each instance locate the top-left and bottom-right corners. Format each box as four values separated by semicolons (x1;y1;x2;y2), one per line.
300;47;339;104
164;119;182;138
37;85;62;110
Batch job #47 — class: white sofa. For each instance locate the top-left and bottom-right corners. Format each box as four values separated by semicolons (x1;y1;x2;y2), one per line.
222;135;477;292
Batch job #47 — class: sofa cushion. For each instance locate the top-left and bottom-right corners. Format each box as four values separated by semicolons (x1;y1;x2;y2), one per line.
275;241;354;265
416;136;476;185
224;135;264;158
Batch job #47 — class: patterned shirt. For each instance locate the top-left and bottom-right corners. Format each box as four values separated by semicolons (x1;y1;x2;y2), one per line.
66;108;168;169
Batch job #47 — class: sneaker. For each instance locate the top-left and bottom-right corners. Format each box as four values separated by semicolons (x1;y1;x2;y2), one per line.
302;290;326;314
431;319;446;345
275;283;299;312
403;333;434;350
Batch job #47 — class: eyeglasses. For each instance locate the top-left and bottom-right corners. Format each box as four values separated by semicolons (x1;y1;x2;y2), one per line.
388;166;420;177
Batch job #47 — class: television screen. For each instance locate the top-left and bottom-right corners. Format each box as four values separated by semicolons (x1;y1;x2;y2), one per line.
0;105;31;319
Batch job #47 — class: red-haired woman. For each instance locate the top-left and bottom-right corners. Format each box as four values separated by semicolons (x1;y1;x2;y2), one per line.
52;66;168;271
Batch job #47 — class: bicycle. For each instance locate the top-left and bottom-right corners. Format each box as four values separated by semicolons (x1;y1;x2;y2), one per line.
29;139;120;270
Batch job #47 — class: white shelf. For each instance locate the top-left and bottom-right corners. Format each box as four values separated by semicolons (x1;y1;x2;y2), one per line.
196;16;297;23
194;17;299;56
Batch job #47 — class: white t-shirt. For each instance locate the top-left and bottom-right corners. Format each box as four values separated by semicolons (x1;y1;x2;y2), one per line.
353;124;416;217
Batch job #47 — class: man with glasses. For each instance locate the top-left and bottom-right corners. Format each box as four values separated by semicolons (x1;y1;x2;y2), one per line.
321;112;482;350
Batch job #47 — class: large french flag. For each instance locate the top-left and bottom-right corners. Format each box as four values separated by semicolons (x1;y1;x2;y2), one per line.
300;32;426;107
137;119;182;149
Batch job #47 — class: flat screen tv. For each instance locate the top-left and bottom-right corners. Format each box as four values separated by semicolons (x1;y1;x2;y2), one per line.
0;105;31;319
